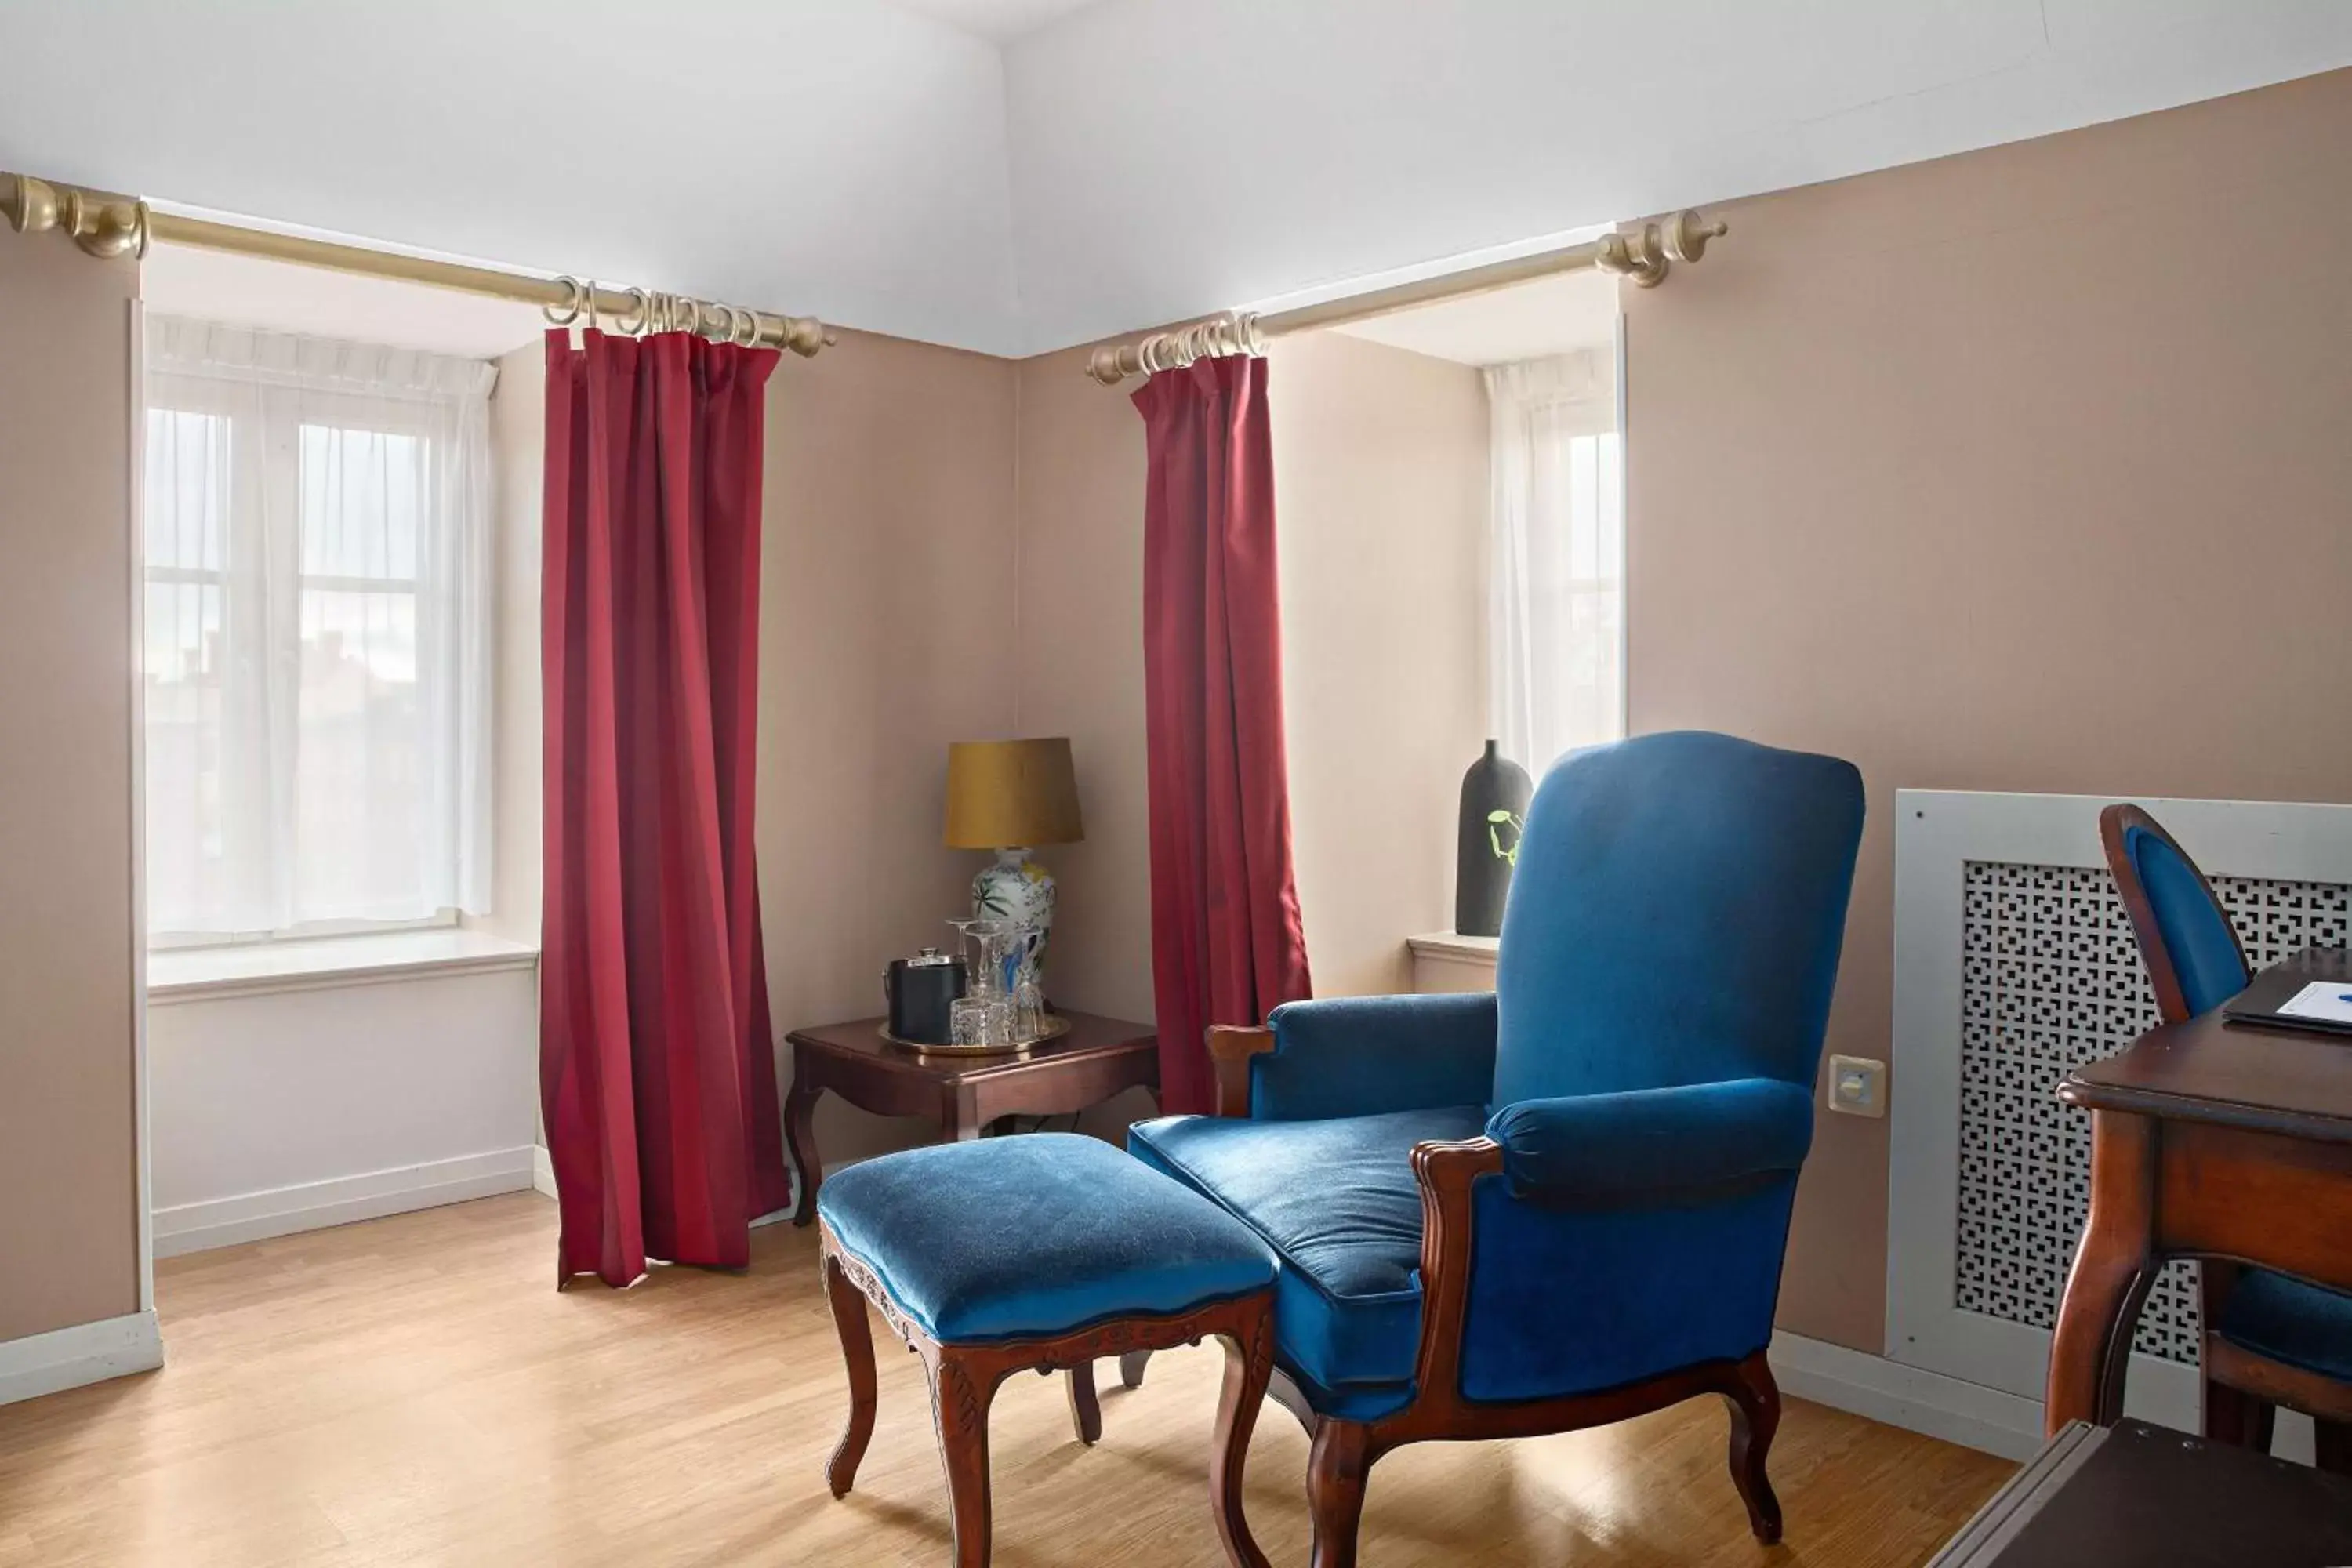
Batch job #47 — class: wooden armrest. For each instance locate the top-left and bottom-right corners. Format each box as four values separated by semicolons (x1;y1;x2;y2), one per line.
1407;1136;1505;1406
1205;1025;1276;1119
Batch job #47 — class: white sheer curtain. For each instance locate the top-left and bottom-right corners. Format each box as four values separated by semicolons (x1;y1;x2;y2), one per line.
1484;348;1624;779
143;316;495;938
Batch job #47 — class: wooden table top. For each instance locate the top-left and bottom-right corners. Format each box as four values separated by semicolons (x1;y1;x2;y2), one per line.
2061;949;2352;1141
785;1009;1156;1082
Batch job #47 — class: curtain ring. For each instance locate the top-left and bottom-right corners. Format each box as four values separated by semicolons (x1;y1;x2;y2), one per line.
614;285;652;336
542;276;586;327
735;308;764;349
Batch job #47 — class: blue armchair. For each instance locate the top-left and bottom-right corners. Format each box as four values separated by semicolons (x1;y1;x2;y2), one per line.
1128;731;1864;1566
2100;804;2352;1472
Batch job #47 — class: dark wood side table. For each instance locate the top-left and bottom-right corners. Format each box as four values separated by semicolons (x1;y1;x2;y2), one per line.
2045;949;2352;1435
783;1011;1159;1225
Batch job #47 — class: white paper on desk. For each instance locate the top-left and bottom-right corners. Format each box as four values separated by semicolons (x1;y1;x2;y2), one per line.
2273;980;2352;1025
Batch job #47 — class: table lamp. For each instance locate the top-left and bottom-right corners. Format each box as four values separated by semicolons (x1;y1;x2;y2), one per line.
944;739;1084;977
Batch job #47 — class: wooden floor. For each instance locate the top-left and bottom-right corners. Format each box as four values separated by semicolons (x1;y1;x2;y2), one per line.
0;1193;2010;1566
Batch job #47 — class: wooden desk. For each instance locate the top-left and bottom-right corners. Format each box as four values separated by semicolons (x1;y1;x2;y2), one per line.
782;1011;1158;1225
2045;949;2352;1434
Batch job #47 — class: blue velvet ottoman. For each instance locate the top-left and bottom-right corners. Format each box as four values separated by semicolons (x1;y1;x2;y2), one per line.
816;1133;1280;1568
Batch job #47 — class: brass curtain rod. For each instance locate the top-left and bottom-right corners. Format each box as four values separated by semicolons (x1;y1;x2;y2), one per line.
1083;209;1726;386
2;171;836;358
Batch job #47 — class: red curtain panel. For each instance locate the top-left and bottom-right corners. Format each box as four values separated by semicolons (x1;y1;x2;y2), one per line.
1132;355;1314;1113
539;328;790;1288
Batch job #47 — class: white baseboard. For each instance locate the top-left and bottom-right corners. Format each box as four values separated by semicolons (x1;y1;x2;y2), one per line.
1769;1330;2045;1461
153;1147;539;1258
0;1310;163;1408
529;1144;793;1229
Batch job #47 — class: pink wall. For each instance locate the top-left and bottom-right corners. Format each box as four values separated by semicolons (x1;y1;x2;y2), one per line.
1622;67;2352;1350
0;234;142;1341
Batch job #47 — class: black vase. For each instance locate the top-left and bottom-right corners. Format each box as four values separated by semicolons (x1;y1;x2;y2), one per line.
1455;739;1533;938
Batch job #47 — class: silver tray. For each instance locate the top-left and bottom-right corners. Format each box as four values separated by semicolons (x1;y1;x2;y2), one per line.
877;1012;1072;1057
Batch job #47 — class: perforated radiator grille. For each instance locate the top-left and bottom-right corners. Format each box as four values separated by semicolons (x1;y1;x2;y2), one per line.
1955;862;2349;1363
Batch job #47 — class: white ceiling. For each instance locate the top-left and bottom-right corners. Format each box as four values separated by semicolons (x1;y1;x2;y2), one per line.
143;246;547;361
2;2;2347;358
1331;270;1619;368
885;0;1102;43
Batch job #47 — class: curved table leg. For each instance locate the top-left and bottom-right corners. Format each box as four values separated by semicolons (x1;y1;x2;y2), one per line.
2047;1109;2158;1432
785;1074;822;1226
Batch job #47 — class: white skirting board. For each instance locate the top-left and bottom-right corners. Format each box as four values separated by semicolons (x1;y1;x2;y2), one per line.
1768;1330;2317;1467
1769;1330;2045;1461
152;1147;539;1258
532;1144;794;1231
0;1310;164;1408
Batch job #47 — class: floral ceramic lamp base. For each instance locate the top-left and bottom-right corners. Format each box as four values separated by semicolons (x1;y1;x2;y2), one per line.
973;847;1056;978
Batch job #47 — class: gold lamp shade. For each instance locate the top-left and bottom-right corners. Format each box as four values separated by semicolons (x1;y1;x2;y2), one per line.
944;739;1083;849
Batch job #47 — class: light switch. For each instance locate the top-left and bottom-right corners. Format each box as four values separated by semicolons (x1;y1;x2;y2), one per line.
1827;1054;1886;1118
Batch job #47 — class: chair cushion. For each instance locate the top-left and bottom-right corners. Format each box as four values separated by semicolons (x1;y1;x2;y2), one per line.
2216;1267;2352;1384
816;1134;1276;1345
1127;1105;1488;1398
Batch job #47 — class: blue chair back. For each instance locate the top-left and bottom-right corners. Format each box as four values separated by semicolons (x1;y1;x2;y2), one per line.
2100;804;2249;1022
1491;731;1865;1108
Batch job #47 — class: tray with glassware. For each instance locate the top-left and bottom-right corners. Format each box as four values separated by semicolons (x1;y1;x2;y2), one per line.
879;917;1064;1055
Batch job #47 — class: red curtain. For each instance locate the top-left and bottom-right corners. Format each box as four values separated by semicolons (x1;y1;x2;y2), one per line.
539;328;790;1288
1133;355;1313;1114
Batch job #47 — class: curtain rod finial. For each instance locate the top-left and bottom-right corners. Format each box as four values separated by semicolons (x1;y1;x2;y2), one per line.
2;172;58;235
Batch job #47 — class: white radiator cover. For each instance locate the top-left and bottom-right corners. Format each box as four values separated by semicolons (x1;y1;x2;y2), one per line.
1888;790;2352;1439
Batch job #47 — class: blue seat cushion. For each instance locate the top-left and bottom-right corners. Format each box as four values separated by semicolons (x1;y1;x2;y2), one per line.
816;1133;1276;1345
2216;1267;2352;1383
1127;1105;1488;1399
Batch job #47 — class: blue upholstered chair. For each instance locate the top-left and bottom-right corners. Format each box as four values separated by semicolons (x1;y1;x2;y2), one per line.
2100;804;2352;1475
1128;731;1865;1567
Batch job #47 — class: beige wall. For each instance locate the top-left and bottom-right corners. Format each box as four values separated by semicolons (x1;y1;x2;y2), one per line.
1622;67;2352;1351
0;238;142;1341
761;329;1024;1163
1013;332;1490;1017
1269;334;1488;996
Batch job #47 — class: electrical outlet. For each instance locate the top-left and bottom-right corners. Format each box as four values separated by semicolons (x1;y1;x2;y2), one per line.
1827;1054;1886;1118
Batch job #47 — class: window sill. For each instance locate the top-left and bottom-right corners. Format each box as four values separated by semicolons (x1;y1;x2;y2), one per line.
1406;931;1501;966
147;929;539;1006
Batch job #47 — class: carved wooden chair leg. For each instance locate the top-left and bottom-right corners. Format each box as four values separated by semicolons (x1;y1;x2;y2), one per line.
1210;1306;1276;1568
929;1352;1001;1568
1120;1349;1152;1389
822;1252;878;1498
1065;1360;1102;1445
1720;1350;1784;1544
2201;1375;2277;1454
1305;1419;1376;1568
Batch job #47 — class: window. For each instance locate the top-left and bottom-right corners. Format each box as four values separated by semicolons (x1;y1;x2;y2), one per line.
143;318;495;944
1486;349;1624;775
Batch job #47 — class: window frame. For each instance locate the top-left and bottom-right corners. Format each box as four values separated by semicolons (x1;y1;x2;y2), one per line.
142;368;483;950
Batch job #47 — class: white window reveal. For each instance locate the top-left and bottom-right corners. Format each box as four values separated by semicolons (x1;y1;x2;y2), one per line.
1485;347;1623;778
143;317;495;945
